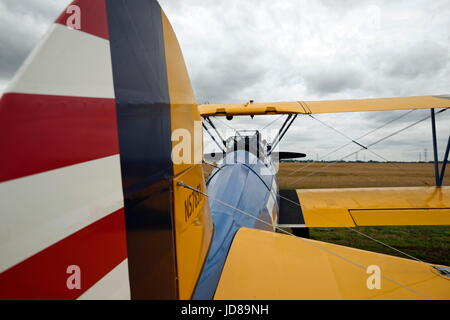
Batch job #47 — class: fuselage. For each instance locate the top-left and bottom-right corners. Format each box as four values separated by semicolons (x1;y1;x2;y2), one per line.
193;134;279;299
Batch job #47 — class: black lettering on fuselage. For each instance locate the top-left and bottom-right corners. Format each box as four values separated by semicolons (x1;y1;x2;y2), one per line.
184;184;203;222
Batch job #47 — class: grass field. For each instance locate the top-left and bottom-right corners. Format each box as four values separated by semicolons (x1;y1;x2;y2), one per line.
309;226;450;266
278;161;449;266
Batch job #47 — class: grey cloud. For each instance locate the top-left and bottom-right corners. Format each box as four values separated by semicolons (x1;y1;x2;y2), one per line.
374;41;448;79
361;109;429;125
2;0;64;21
0;29;34;78
0;0;67;79
194;50;268;103
1;0;449;162
303;64;363;95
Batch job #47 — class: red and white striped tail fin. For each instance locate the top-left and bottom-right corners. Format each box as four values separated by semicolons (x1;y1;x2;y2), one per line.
1;0;212;300
0;0;129;300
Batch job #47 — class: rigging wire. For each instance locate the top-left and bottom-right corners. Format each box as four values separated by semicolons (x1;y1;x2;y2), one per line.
202;132;432;267
202;122;226;153
196;110;449;298
287;109;447;187
177;181;433;300
204;159;427;264
261;115;285;130
288;109;417;177
213;116;240;135
277;192;426;263
307;112;431;186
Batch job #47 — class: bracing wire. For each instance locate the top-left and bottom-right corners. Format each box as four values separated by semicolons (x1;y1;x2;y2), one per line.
204;159;427;264
177;181;433;300
287;109;447;187
306;112;432;186
287;109;417;177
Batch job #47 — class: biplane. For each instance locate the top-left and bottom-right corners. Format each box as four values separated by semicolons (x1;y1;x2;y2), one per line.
0;0;449;300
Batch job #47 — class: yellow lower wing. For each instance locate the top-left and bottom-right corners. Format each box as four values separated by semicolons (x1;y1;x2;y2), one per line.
214;228;450;300
297;186;450;227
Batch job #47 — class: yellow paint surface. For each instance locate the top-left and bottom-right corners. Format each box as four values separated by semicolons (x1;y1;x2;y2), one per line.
173;165;213;300
351;209;450;226
162;11;202;177
215;228;450;300
199;95;450;116
297;186;450;227
162;11;213;299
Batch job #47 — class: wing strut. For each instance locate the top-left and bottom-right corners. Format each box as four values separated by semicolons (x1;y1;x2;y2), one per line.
202;121;226;154
439;135;450;185
205;117;227;148
269;114;298;155
431;108;450;187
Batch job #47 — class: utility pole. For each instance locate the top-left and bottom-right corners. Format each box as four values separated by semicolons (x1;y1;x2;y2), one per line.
424;148;428;162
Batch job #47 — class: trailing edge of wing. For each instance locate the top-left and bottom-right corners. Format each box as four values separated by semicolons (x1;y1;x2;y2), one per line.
296;186;450;227
214;228;450;300
199;95;450;116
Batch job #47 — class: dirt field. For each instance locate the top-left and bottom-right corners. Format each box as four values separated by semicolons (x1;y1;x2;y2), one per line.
278;161;449;189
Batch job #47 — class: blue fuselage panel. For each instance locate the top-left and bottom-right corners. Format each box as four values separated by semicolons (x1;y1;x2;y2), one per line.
192;151;278;299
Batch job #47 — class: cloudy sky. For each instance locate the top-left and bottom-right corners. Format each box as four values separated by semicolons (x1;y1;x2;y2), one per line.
0;0;449;162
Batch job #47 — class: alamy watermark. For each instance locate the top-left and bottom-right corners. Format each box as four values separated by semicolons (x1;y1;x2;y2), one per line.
66;265;81;290
366;265;381;290
66;5;81;30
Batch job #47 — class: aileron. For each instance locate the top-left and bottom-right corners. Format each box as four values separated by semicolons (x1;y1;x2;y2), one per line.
297;186;450;227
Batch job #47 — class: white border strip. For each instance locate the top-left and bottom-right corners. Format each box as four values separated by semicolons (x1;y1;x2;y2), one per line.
5;24;115;99
78;259;131;300
0;155;124;272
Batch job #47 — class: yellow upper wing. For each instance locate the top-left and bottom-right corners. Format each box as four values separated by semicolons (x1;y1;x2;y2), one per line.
296;186;450;228
199;95;450;116
214;228;450;300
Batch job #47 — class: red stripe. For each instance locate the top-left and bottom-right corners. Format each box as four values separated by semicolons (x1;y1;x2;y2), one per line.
0;209;128;300
0;93;119;183
55;0;109;40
